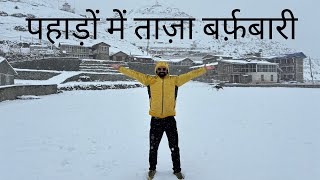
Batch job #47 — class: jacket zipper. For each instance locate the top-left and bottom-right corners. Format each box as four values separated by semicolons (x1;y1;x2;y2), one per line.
161;78;164;115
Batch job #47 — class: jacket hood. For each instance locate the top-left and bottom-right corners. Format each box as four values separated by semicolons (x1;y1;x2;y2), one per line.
155;61;169;75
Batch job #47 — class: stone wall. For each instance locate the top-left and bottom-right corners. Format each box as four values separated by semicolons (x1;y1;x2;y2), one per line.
62;73;132;83
11;57;81;71
59;84;143;91
15;70;60;80
0;84;57;102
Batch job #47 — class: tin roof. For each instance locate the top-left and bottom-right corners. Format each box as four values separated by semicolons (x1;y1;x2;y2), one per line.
221;59;278;65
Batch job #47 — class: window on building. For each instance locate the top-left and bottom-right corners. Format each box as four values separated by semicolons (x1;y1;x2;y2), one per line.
5;75;11;85
248;64;256;72
283;75;287;80
288;59;293;64
258;65;268;72
267;65;272;72
288;75;294;80
233;65;240;72
241;65;248;72
271;75;274;81
261;74;264;81
224;65;232;73
116;56;122;61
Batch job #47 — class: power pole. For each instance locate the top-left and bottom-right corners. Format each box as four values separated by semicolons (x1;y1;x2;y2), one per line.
309;57;314;84
146;39;150;55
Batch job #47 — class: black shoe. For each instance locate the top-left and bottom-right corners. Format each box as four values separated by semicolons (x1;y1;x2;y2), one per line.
148;170;156;179
173;171;185;179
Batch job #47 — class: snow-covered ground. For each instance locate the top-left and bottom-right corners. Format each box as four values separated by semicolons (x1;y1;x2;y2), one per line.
14;69;123;86
0;82;319;180
58;81;142;88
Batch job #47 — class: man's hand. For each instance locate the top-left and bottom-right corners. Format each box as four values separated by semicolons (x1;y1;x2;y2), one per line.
111;64;121;70
204;65;215;70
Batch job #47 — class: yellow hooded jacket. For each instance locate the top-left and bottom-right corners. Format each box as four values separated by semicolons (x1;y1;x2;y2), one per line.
119;62;207;118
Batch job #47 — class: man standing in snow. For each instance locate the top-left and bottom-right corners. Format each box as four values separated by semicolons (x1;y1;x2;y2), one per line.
112;62;214;179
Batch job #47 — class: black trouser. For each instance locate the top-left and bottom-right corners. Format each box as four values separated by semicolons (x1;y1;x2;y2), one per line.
149;116;181;173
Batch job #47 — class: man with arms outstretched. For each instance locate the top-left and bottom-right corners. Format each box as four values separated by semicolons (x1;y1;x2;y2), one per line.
112;62;214;179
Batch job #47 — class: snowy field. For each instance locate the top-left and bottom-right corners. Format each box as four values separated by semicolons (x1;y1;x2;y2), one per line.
0;82;319;180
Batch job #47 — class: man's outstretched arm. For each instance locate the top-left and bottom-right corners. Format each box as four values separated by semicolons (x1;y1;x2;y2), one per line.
175;65;215;87
111;64;151;86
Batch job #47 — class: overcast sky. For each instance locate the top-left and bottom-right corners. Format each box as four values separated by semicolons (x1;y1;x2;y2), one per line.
72;0;319;58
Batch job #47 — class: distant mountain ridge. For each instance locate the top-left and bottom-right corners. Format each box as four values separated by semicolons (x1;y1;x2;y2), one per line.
122;2;297;57
0;0;144;55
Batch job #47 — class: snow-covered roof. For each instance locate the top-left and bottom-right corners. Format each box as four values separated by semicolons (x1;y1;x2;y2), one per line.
203;54;233;59
0;57;18;75
193;60;203;64
221;59;278;65
0;57;5;63
152;57;163;61
110;51;129;56
59;42;91;47
203;57;215;60
170;58;192;62
154;58;192;63
262;52;307;59
133;55;153;59
190;62;218;69
92;42;111;47
30;44;50;47
213;54;233;58
285;52;307;58
260;55;279;59
59;41;112;48
153;59;169;62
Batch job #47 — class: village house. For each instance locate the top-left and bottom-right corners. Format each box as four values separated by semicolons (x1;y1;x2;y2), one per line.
30;44;54;56
217;59;279;84
0;57;17;86
262;52;306;83
131;55;154;63
148;47;200;56
154;58;196;66
92;42;111;60
111;51;131;62
59;42;92;59
169;58;195;66
202;54;233;64
58;42;110;60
